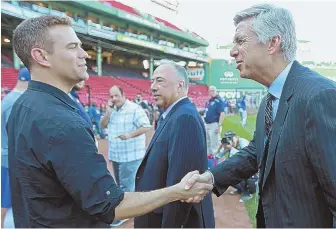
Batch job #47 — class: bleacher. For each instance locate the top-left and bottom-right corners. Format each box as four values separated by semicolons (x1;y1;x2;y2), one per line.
1;67;209;107
1;68;18;89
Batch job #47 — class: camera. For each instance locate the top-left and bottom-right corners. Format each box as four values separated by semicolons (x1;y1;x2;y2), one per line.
221;131;236;145
221;137;231;145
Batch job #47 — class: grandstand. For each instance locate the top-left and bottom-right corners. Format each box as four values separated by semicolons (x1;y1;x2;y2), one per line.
1;0;210;107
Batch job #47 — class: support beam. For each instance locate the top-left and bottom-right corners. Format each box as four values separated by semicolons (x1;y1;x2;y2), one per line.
13;49;21;69
149;56;154;79
96;43;102;76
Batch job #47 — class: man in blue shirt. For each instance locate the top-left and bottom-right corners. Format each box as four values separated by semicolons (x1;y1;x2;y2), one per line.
89;100;105;139
204;86;225;155
1;67;30;227
237;95;247;127
69;80;92;128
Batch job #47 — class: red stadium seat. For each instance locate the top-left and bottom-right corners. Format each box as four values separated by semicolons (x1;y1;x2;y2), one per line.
1;68;209;107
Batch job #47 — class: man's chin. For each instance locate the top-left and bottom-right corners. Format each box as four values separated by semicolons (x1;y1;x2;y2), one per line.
239;72;250;79
83;73;89;80
155;101;162;108
78;72;89;81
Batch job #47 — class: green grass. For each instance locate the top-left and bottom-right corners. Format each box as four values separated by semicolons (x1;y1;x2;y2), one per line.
221;115;256;139
221;114;257;227
312;68;336;76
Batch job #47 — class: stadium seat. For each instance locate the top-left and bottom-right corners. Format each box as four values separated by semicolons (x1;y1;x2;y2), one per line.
1;67;209;107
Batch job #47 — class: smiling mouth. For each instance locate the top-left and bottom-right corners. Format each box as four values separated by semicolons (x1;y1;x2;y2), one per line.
236;61;243;70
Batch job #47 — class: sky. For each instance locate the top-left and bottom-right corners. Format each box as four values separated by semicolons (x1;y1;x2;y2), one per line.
121;0;336;62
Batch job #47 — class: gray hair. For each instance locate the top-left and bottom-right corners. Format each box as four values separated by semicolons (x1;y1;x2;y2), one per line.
233;4;297;61
161;62;189;93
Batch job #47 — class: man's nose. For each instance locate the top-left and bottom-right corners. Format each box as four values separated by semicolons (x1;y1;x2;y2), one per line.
230;45;238;58
150;83;157;92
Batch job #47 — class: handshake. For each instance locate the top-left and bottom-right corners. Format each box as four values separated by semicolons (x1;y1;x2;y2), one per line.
173;170;214;203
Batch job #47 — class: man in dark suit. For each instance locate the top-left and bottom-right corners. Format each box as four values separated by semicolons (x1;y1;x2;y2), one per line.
134;63;215;228
185;4;336;228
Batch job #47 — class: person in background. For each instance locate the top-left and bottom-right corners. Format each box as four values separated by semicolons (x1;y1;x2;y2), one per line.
100;103;107;117
100;85;151;226
223;97;229;115
1;67;31;227
214;131;255;202
69;80;92;129
134;93;148;110
134;93;150;121
237;95;247;127
204;86;225;155
88;100;105;139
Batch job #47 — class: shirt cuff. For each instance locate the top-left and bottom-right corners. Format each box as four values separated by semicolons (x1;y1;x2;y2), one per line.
205;170;215;185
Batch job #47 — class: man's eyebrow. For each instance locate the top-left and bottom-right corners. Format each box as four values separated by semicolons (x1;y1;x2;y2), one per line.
152;76;165;81
233;34;241;41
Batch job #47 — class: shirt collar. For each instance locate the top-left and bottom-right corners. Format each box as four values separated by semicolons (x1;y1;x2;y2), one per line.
268;61;293;99
162;96;188;119
28;80;77;110
116;99;129;111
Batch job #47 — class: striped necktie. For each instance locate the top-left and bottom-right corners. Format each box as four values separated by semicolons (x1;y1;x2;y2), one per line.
265;93;275;141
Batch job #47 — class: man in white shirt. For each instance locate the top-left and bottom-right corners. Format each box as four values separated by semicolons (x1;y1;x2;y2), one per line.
100;85;151;226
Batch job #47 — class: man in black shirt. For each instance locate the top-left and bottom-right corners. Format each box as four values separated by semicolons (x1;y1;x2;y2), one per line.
7;15;212;228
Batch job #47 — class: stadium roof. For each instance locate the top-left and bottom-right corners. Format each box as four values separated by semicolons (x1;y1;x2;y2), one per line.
78;0;208;45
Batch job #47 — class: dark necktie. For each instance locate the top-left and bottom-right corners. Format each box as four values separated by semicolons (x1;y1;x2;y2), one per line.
260;93;275;186
156;115;164;129
257;92;275;228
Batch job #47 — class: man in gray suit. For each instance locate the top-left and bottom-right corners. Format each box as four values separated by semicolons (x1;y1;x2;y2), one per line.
184;4;336;228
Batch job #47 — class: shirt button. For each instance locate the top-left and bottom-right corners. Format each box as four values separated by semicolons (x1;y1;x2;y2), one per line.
106;191;110;195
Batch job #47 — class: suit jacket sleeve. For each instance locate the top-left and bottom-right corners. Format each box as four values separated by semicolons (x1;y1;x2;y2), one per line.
210;131;258;196
305;88;336;218
161;114;205;227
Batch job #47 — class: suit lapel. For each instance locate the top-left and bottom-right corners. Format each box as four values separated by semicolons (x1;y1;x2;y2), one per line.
143;98;190;161
262;61;299;188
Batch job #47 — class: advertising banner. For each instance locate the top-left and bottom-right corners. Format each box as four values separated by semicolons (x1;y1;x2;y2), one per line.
187;67;205;81
210;59;264;90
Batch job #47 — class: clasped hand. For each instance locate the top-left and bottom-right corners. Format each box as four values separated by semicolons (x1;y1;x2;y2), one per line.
175;171;213;203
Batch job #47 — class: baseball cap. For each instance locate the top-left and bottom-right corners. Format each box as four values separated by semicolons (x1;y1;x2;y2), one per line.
18;67;31;81
224;131;236;138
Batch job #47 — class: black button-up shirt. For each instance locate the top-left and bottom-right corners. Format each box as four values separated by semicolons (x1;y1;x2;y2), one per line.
7;81;124;228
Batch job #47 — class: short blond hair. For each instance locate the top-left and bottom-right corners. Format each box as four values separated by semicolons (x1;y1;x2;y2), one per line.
13;15;72;70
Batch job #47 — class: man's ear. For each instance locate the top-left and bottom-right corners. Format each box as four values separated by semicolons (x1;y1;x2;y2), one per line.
178;81;185;93
31;48;51;67
268;35;281;56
